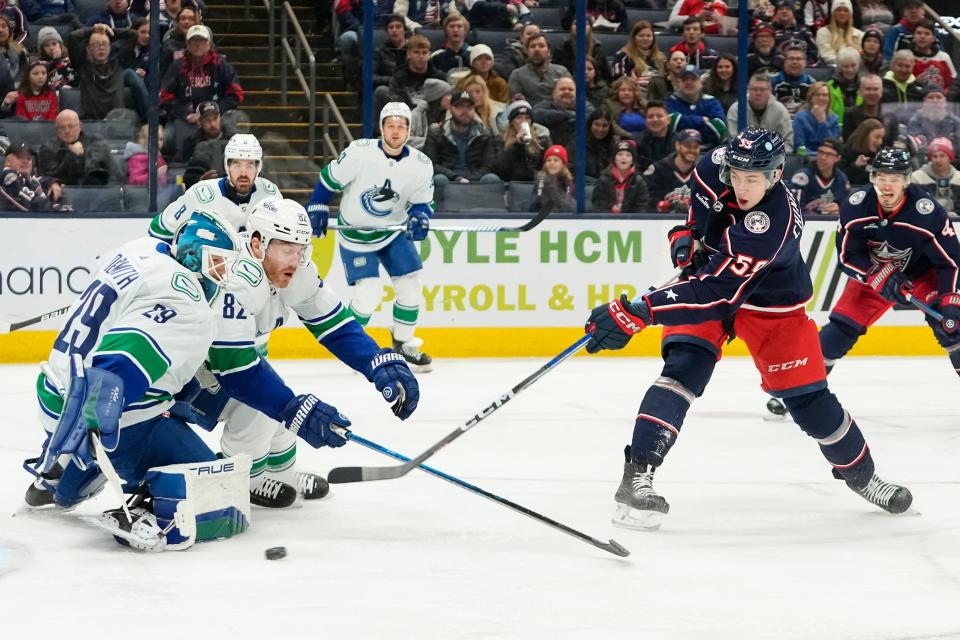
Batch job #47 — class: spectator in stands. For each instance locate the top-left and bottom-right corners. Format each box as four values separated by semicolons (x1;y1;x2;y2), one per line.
843;73;884;140
881;48;924;103
814;0;861;65
37;27;77;90
666;65;727;147
458;74;504;136
507;34;570;106
183;105;236;185
726;71;795;151
500;22;539;79
670;16;718;71
160;25;243;153
39;109;116;185
799;0;828;32
423;90;499;187
882;0;924;59
642;128;700;204
612;20;667;88
335;0;363;88
382;34;445;110
841;116;884;184
0;70;14;117
858;0;895;35
562;0;627;33
584;56;611;109
906;85;960;156
668;0;728;35
634;100;674;171
788;138;848;214
15;60;59;121
19;0;81;24
87;0;137;29
606;76;645;136
771;0;819;65
1;143;71;212
912;137;960;214
408;78;451;148
793;82;840;153
826;46;861;128
67;24;128;120
648;49;687;102
566;108;617;181
115;16;151;82
747;23;784;76
592;138;650;214
153;0;184;30
394;0;461;32
910;19;956;89
554;18;613;84
160;4;200;78
467;44;508;104
374;15;408;91
771;41;815;115
533;76;592;149
492;99;550;182
125;123;167;186
860;28;887;75
703;53;737;113
530;144;574;213
431;14;471;75
457;0;518;29
0;1;26;44
0;17;27;83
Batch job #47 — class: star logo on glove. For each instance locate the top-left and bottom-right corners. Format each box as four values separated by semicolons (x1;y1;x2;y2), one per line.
665;289;679;301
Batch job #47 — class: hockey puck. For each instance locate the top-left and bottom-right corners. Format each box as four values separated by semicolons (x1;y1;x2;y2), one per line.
265;546;287;560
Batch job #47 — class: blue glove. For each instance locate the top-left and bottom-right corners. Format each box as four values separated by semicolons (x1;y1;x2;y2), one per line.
281;394;350;448
369;349;420;420
406;210;430;241
584;294;651;353
866;262;911;304
306;202;330;237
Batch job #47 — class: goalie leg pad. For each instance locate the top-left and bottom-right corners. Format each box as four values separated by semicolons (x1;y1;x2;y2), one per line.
348;277;384;327
144;454;252;550
390;271;422;343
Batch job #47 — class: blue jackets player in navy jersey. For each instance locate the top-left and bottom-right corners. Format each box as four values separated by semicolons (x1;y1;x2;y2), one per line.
583;128;913;531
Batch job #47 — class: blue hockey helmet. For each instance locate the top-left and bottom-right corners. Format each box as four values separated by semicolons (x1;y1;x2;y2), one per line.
719;128;786;186
172;211;240;303
869;147;913;175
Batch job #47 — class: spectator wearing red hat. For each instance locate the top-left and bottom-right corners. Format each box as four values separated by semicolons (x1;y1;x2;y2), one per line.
747;24;784;76
592;138;650;214
912;137;960;214
530;144;575;213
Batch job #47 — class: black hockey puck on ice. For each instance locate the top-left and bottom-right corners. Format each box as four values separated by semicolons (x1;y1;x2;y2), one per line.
265;546;287;560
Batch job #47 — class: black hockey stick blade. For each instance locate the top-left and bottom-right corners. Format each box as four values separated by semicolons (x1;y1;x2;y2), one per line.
0;305;71;334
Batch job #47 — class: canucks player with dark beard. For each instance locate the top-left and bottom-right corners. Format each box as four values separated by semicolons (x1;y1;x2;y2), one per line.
583;128;913;531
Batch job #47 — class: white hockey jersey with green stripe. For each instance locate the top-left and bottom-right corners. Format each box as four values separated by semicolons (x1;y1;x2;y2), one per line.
319;139;435;252
37;237;218;430
206;240;356;377
148;177;282;241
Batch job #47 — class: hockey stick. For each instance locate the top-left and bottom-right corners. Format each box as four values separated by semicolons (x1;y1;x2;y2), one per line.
906;294;945;323
342;430;630;558
328;266;684;485
327;202;554;234
0;305;71;335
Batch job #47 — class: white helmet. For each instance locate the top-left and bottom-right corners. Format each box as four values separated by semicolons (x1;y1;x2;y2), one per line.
380;101;412;147
246;198;312;266
224;133;263;178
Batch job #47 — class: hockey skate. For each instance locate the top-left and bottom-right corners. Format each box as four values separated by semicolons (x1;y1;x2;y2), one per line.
250;476;298;508
295;471;330;500
846;473;913;514
764;397;788;421
392;333;433;373
24;477;54;508
84;505;167;551
612;455;670;531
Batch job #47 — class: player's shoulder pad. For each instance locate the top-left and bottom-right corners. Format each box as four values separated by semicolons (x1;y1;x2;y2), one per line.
790;168;811;186
845;187;871;207
354;138;373;148
255;177;280;197
413;148;432;165
906;184;944;219
707;145;726;168
189;179;221;205
2;168;19;186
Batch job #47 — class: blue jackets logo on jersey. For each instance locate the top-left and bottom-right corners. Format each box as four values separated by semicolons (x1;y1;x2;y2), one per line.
360;179;400;217
745;211;771;234
867;241;912;269
917;198;935;215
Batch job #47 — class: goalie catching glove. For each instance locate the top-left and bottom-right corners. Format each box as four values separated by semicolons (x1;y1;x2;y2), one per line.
584;294;651;353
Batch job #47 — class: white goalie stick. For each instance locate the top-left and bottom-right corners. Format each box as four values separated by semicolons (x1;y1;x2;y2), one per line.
0;305;71;335
327;266;684;485
327;199;555;234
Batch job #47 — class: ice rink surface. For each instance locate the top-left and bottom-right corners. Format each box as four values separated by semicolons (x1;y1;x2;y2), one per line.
0;356;958;640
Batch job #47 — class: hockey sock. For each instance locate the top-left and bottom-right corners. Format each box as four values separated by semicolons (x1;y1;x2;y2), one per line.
266;441;296;475
819;316;865;364
392;301;419;342
348;303;372;327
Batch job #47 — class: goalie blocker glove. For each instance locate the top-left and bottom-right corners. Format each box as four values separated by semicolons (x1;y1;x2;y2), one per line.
368;349;420;420
281;394;350;449
584;295;651;353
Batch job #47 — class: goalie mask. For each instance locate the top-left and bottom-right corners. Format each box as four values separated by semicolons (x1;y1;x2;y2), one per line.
173;210;241;303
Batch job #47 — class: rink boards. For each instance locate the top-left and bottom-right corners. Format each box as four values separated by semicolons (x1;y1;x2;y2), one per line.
0;216;951;362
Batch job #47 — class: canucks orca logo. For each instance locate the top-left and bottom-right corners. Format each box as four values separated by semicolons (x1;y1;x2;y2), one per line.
360;179;400;217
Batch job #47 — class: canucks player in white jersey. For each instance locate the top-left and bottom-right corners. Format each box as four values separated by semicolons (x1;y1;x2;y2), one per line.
175;198;420;508
148;134;282;241
22;211;257;550
306;102;436;371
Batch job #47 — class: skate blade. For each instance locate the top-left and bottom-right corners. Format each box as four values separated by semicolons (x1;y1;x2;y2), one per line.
410;363;433;374
611;504;664;531
77;515;165;551
762;413;787;422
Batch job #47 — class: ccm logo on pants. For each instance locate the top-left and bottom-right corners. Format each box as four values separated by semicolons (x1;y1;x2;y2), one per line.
767;358;809;372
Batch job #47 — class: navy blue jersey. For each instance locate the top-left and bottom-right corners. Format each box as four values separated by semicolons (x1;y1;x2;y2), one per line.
837;184;960;296
789;167;850;215
645;148;812;326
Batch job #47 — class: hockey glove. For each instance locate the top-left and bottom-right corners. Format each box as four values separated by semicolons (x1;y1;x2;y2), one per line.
306;202;330;237
667;225;707;277
866;262;911;304
584;294;650;353
369;349;420;420
281;394;350;449
939;293;960;335
406;210;430;241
